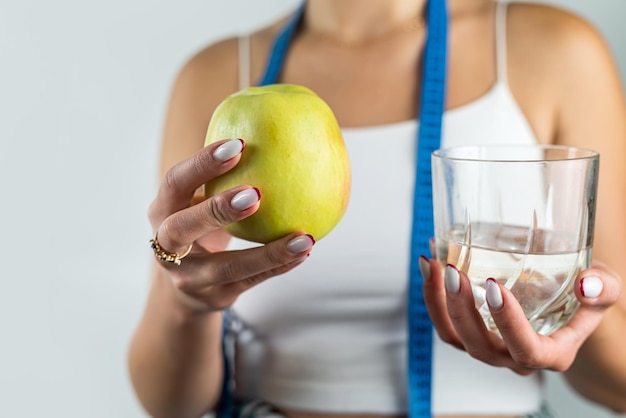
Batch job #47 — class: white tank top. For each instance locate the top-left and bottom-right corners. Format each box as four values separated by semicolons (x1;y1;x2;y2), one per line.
230;2;542;415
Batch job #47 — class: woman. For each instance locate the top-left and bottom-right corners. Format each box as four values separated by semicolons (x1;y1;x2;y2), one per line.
128;0;626;417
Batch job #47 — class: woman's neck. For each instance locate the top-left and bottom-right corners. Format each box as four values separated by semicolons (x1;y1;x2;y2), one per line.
304;0;427;46
303;0;492;46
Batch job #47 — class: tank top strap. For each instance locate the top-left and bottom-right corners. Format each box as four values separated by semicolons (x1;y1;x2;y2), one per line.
257;2;306;86
495;0;509;83
238;34;251;90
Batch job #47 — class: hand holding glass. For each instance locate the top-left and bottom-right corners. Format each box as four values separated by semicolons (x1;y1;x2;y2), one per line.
432;145;599;336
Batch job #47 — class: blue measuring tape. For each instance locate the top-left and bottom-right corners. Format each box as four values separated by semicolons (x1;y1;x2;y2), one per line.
257;4;305;86
218;1;448;416
408;1;448;417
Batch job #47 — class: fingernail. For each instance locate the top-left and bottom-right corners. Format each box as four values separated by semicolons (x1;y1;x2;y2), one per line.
486;278;503;310
213;139;245;162
429;237;436;256
419;255;431;281
580;276;603;298
287;234;315;254
444;264;460;295
230;187;260;211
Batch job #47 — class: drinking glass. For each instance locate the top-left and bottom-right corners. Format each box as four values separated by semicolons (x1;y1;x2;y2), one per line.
431;145;599;336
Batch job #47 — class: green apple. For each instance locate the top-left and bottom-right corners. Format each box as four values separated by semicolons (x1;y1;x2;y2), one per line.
204;84;351;244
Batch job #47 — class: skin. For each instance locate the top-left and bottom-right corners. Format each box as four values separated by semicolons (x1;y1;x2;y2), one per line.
128;1;626;417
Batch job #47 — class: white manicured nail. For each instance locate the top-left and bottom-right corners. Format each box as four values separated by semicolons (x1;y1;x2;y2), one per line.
581;276;603;299
444;264;460;294
230;188;260;211
213;139;244;162
486;278;503;310
419;256;431;281
287;235;315;254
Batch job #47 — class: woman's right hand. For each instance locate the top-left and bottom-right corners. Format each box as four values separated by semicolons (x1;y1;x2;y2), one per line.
147;138;315;313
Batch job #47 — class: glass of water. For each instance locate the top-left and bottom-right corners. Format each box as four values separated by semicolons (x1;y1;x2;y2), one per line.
431;145;599;336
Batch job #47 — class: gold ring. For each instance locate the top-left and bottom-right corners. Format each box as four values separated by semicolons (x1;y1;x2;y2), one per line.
149;232;193;266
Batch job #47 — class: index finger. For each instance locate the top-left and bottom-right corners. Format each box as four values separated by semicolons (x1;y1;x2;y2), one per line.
152;139;245;222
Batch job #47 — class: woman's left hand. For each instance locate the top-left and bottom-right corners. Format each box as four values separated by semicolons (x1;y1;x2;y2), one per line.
420;257;622;375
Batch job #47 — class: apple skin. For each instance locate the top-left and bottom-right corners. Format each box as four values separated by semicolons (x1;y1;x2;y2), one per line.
204;84;351;244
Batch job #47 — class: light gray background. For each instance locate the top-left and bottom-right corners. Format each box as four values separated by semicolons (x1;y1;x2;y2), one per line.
0;1;624;417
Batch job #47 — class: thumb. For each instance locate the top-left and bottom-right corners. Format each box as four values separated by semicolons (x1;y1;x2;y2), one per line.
575;260;622;308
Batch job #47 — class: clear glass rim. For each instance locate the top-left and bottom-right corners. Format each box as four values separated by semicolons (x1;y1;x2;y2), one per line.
432;144;599;162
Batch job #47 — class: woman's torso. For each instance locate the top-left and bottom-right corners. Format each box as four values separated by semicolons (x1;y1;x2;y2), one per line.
173;1;578;417
227;2;551;417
